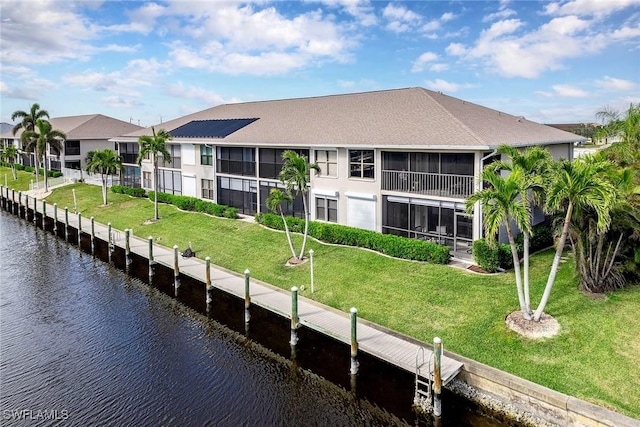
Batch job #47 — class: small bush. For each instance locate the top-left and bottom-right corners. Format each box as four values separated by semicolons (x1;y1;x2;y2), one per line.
111;185;146;197
472;238;514;272
14;164;25;171
515;222;554;254
146;191;237;219
256;213;450;264
24;166;34;173
223;207;238;219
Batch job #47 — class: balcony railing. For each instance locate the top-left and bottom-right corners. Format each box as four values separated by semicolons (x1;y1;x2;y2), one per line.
382;170;474;198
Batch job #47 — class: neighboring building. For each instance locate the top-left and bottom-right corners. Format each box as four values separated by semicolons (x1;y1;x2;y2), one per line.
113;87;585;253
0;123;12;135
0;114;142;176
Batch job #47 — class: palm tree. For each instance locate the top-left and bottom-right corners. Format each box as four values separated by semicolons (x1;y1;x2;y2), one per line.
533;156;615;321
137;127;172;221
86;149;122;205
20;119;66;192
265;188;297;260
466;167;531;319
488;145;551;315
278;150;320;260
1;145;19;180
12;103;50;186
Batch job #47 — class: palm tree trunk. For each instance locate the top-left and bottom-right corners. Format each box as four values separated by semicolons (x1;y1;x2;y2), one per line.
298;192;310;260
11;162;17;180
43;145;49;192
506;222;529;319
34;155;40;189
102;175;108;205
153;156;159;220
279;208;297;259
523;233;531;315
534;202;574;321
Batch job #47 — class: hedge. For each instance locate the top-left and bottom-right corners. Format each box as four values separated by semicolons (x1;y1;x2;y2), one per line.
515;223;554;254
111;185;146;198
147;191;238;219
472;238;513;272
255;212;451;264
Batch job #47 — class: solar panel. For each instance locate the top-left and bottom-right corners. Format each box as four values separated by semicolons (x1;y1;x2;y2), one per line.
170;118;258;138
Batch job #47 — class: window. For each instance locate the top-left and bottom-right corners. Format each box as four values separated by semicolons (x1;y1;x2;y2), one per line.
158;144;181;169
202;179;214;200
119;143;139;164
316;197;338;222
259;181;304;218
259;148;309;179
158;170;182;195
65;140;80;156
143;171;151;188
315;150;337;177
200;145;213;165
122;165;141;187
349;150;374;179
217;147;256;176
65;161;81;170
217;176;257;215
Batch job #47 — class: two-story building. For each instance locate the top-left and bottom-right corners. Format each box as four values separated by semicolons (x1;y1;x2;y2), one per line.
1;114;142;179
113;87;584;253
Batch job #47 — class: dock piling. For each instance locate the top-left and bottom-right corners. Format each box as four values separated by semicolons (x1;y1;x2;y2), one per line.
148;236;154;281
90;217;95;254
107;222;113;262
433;337;442;417
124;229;131;271
350;307;359;375
205;257;212;309
64;207;69;241
173;245;180;294
244;269;251;324
290;287;299;346
42;199;46;229
53;203;58;234
77;213;82;246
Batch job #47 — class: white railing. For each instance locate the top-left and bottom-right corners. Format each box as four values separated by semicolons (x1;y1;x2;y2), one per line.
382;170;474;198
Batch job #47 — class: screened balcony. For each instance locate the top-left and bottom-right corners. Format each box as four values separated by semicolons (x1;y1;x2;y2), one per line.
381;152;475;199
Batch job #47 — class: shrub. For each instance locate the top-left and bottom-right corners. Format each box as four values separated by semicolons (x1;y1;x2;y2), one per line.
472;238;515;272
146;191;237;219
515;223;554;254
14;164;25;171
256;213;450;264
24;166;34;173
223;207;238;219
111;185;146;197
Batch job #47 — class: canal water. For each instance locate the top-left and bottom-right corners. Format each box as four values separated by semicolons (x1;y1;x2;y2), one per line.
0;210;506;426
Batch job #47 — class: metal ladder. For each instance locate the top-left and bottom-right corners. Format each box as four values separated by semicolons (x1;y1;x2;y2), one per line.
414;346;434;411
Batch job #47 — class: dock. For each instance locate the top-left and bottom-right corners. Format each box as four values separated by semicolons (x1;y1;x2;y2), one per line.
2;189;463;386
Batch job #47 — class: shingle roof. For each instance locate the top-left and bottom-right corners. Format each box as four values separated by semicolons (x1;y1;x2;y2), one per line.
118;87;585;149
1;114;143;140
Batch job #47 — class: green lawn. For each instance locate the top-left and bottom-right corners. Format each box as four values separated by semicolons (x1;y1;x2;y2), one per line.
0;166;40;192
9;179;640;419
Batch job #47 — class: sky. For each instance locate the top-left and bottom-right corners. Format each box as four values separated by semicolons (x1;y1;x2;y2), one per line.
1;0;639;129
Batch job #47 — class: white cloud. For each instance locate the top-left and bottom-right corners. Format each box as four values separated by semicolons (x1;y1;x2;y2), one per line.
425;79;462;93
596;76;638;91
440;12;456;22
166;82;242;106
161;2;355;75
103;96;143;109
544;0;640;18
382;3;422;33
552;84;590;97
312;0;378;26
411;52;439;72
445;9;640;79
483;8;517;23
429;63;449;72
0;1;139;66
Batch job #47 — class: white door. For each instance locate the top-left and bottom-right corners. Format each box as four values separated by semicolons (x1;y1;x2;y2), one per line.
182;175;196;197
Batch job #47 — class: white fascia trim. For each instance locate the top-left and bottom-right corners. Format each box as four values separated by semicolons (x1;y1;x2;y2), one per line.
312;189;338;198
345;192;376;201
182;173;196;178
